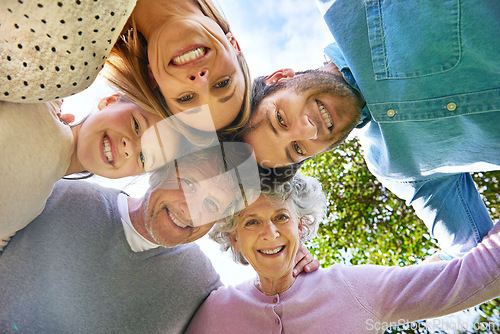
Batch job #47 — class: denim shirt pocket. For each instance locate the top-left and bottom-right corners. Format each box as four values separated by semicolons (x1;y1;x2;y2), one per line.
364;0;461;80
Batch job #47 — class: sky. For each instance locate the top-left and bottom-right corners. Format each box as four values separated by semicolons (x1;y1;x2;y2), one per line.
63;0;334;286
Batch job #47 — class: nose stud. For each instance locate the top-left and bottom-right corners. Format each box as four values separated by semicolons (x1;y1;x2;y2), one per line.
189;69;207;81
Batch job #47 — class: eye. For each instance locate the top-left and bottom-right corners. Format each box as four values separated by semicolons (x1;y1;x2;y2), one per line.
292;142;303;155
133;117;140;134
274;213;289;222
276;110;286;127
214;77;231;89
180;178;196;193
203;198;219;214
244;219;258;227
139;152;146;168
177;93;195;103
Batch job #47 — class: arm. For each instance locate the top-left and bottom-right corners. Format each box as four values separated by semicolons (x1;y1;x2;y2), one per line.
344;221;500;325
378;173;494;259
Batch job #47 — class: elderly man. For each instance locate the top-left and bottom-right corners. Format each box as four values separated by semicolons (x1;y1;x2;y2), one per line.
0;144;258;333
243;0;500;260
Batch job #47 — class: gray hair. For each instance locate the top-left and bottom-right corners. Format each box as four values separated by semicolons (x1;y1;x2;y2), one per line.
144;143;260;227
210;172;327;265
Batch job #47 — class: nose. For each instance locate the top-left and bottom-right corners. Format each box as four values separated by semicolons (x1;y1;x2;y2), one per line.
261;221;279;241
178;190;208;225
178;198;191;220
289;115;317;141
172;196;196;228
121;137;137;159
188;69;209;88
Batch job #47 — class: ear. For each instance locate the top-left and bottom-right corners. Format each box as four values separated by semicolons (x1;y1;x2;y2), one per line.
147;65;159;89
97;93;121;111
298;217;304;238
228;232;241;252
265;68;295;86
226;32;241;54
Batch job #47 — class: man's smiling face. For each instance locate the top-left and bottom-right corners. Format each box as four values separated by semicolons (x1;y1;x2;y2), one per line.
244;69;363;167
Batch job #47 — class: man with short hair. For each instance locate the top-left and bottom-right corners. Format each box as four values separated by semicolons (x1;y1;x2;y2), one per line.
243;0;500;260
0;144;257;333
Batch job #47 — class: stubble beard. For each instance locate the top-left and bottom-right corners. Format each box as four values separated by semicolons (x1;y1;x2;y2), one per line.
289;70;363;150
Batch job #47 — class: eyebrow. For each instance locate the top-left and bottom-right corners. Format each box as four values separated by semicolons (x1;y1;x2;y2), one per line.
265;109;278;135
140;112;151;129
218;86;236;103
285;148;295;164
240;213;258;221
265;110;296;164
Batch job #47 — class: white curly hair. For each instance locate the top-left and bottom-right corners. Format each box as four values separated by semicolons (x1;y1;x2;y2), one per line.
210;172;327;265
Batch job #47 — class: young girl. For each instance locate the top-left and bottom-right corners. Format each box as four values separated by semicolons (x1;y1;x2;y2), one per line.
0;94;165;251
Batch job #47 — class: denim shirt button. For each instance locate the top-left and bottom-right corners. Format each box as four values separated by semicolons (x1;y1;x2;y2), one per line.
446;102;457;111
387;109;396;117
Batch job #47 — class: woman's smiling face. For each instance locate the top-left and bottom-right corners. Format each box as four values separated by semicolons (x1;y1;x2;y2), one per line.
231;195;303;282
147;13;245;131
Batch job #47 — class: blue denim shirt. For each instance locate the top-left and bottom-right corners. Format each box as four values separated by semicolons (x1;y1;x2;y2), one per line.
316;0;500;258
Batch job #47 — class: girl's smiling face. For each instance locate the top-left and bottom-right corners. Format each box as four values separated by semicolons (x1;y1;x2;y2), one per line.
74;94;164;178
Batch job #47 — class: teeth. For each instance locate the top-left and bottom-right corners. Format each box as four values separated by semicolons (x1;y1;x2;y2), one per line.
103;136;113;163
259;246;284;255
172;47;206;65
168;211;188;228
317;100;333;129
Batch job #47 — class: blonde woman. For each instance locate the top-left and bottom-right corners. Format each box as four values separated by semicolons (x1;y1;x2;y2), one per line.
0;0;251;134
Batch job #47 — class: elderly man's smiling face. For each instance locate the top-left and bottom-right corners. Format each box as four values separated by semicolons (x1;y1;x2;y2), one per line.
142;160;237;247
244;69;364;167
129;143;260;248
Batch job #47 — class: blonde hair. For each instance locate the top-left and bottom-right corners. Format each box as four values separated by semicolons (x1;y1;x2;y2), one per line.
102;0;252;136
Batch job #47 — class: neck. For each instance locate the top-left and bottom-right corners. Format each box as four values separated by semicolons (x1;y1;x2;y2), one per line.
64;124;84;176
132;0;200;40
254;273;296;296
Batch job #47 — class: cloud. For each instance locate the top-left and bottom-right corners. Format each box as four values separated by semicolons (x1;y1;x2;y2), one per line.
215;0;334;77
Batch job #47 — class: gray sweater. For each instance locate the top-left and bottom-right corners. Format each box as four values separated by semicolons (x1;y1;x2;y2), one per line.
0;180;222;334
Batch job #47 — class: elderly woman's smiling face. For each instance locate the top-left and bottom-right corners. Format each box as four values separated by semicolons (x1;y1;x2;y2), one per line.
230;195;303;282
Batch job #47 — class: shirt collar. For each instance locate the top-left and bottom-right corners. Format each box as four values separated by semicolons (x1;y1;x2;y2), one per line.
324;42;371;128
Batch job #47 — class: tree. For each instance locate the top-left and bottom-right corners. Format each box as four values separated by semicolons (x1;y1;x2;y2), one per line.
301;138;499;334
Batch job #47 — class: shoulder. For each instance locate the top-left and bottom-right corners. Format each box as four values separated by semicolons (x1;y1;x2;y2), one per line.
185;282;253;334
46;180;122;216
144;242;222;292
0;101;72;140
0;0;137;102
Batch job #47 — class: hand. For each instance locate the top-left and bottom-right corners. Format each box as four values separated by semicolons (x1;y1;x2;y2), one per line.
293;244;320;277
57;112;76;125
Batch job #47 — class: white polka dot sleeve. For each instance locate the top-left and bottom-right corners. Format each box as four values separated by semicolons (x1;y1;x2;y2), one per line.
0;0;136;103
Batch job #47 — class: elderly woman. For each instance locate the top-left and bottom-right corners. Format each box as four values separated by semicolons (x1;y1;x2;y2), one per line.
186;173;500;333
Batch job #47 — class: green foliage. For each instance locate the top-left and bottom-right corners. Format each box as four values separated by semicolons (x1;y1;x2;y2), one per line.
300;138;500;334
301;138;437;267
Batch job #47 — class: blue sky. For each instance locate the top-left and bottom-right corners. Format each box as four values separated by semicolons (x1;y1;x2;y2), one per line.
217;0;333;76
